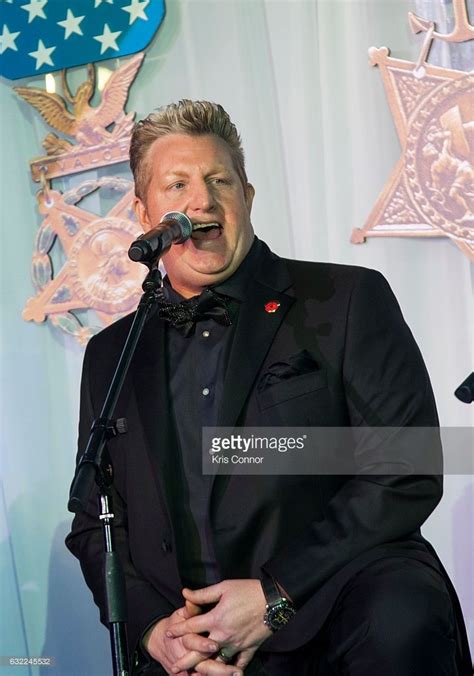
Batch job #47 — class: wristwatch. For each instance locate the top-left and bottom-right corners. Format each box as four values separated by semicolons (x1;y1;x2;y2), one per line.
260;570;296;632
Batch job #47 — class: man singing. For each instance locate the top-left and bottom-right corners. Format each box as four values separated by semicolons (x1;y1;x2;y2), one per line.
67;100;471;675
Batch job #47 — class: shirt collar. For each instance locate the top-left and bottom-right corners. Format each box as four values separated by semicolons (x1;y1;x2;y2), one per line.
211;236;262;301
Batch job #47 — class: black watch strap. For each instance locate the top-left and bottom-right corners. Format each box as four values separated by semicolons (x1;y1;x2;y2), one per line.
260;569;281;605
261;570;296;633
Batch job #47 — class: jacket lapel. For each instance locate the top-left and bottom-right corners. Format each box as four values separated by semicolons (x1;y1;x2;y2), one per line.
217;251;295;427
211;251;294;508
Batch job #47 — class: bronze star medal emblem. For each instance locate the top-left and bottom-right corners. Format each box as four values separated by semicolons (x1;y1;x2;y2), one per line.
352;0;474;261
15;54;147;344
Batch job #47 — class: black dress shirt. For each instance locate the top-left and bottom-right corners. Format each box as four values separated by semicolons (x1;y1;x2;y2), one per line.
163;237;263;588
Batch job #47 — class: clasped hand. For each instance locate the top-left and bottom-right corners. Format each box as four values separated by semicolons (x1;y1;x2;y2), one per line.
145;579;272;675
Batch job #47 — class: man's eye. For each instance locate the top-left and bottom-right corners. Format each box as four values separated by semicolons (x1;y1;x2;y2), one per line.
171;182;185;190
211;178;229;185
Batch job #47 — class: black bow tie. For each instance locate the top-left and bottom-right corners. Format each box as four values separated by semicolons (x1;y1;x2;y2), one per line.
157;288;233;336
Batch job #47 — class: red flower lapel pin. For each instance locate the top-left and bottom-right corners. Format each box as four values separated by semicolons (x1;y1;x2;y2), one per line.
264;300;280;313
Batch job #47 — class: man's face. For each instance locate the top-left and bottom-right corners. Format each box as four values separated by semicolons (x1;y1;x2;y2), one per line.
134;133;255;297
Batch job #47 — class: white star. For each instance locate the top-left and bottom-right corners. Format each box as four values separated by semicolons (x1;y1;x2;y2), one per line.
29;38;55;69
94;0;113;7
57;9;84;39
122;0;149;25
93;23;121;55
21;0;47;24
0;24;20;54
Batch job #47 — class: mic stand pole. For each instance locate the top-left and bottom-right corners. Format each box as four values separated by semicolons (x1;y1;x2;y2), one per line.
67;263;163;676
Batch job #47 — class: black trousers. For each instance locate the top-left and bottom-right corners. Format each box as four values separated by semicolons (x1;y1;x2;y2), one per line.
252;557;464;675
141;557;469;676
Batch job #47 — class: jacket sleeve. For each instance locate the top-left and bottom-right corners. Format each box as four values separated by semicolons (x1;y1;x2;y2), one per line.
65;338;175;663
263;268;443;606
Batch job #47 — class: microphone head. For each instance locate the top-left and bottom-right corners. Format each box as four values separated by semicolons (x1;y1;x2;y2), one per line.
128;211;192;263
161;211;193;242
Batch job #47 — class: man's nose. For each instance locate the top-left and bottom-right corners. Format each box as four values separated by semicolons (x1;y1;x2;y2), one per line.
187;181;216;212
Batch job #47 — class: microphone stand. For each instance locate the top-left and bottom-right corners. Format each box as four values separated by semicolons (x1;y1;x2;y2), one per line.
68;262;163;676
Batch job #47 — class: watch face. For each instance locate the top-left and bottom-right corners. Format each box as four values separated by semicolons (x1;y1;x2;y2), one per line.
265;600;296;631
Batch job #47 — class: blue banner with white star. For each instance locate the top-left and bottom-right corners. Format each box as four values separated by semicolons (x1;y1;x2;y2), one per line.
0;0;165;80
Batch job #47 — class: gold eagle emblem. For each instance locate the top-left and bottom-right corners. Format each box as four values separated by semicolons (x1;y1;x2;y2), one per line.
15;52;144;154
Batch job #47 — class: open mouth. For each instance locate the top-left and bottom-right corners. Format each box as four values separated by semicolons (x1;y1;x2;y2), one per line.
191;222;223;241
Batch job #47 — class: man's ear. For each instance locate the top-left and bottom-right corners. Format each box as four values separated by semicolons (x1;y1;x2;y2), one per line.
245;183;255;212
134;197;151;232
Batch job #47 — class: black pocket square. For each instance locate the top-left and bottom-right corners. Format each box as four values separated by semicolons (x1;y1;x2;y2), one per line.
258;350;320;391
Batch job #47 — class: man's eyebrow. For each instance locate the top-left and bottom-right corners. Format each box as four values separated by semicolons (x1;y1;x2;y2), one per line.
162;164;232;179
162;169;190;179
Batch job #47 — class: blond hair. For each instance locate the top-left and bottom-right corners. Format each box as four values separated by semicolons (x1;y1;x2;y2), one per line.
130;99;247;201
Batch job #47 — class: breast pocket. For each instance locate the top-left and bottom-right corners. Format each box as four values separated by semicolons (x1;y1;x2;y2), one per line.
257;370;327;411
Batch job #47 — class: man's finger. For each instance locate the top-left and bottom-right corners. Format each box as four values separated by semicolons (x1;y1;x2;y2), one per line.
171;649;213;672
194;658;242;675
182;633;218;654
183;585;223;605
185;599;202;616
166;614;210;637
233;648;256;669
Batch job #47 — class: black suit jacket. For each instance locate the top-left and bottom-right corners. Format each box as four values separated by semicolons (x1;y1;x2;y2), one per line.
67;241;463;666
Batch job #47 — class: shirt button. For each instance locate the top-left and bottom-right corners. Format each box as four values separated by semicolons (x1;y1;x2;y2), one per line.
161;538;172;554
202;387;210;396
202;330;210;338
